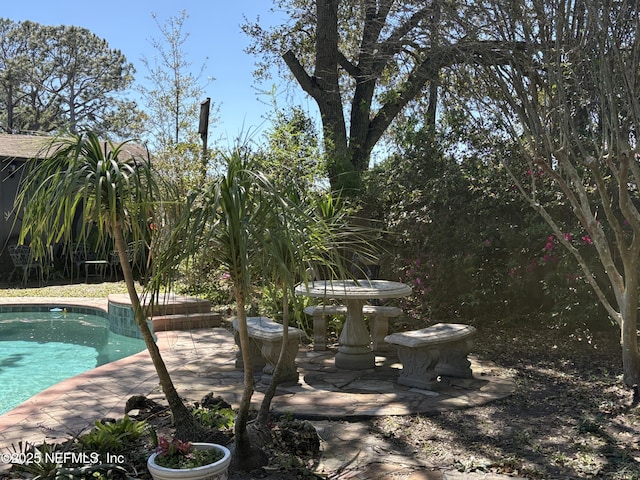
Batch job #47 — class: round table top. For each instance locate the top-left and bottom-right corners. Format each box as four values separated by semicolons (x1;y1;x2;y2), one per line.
294;279;412;300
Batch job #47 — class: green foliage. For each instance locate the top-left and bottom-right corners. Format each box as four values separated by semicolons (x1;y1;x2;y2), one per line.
15;132;157;260
179;263;234;306
7;440;65;478
153;438;224;469
258;282;315;337
139;10;215;196
362;120;606;325
78;416;148;454
0;19;141;137
192;406;235;430
7;438;135;479
257;105;326;194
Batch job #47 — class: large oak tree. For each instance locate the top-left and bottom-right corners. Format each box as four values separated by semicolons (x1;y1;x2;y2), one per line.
244;0;512;191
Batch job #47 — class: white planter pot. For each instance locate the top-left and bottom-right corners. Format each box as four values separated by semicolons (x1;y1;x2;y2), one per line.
147;443;231;480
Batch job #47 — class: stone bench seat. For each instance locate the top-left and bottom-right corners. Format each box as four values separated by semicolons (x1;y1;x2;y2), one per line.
385;323;476;389
232;316;302;384
304;304;403;352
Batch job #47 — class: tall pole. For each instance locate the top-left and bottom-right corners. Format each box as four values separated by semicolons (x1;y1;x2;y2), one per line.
198;98;210;181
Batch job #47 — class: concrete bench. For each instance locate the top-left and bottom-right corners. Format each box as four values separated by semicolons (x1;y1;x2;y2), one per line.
385;323;476;389
232;316;302;384
304;304;402;352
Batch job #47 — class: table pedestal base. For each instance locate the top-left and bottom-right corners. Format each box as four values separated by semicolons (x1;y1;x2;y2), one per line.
335;298;376;369
335;346;375;370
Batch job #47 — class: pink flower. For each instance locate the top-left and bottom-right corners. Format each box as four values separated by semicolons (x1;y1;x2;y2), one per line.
156;437;193;457
544;235;555;251
582;235;593;245
564;233;572;242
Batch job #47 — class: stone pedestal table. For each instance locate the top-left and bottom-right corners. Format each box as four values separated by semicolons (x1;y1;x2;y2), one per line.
294;279;411;370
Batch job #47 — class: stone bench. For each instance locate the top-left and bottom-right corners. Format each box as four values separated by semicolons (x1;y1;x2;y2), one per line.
385;323;476;389
304;304;402;352
232;316;302;384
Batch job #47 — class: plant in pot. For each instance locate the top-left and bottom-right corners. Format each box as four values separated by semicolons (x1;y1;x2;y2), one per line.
147;436;231;480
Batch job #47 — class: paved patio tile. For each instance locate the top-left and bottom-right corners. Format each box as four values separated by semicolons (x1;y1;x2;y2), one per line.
0;296;516;453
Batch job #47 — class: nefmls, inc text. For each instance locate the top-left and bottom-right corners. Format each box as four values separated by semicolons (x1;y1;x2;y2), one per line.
1;451;126;465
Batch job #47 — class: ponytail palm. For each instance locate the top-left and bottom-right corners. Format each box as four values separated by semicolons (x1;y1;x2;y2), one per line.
151;145;268;467
150;142;377;468
14;131;201;439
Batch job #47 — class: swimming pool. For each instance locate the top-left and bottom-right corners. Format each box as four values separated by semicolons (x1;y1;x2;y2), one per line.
0;309;146;415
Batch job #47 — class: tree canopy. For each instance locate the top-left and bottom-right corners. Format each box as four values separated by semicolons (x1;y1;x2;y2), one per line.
244;0;519;191
0;18;142;138
452;0;640;388
139;10;216;194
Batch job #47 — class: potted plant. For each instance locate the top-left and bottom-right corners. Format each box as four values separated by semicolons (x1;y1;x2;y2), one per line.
147;437;231;480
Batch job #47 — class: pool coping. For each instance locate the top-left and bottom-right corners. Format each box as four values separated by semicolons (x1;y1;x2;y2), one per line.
0;297;108;311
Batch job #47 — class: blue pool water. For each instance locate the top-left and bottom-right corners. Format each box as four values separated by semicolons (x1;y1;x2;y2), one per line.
0;310;146;415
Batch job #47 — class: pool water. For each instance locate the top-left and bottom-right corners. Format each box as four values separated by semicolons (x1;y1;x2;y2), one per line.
0;311;146;415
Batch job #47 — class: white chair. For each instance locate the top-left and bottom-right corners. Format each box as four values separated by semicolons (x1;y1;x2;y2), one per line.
8;245;43;284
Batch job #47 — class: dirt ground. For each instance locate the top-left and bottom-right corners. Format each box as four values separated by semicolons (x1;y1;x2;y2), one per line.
225;314;638;479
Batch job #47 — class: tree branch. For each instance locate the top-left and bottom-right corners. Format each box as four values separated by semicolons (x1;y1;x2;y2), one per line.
282;50;321;99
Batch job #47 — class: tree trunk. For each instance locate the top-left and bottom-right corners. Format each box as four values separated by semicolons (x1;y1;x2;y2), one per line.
113;225;201;440
314;0;357;192
620;286;640;388
256;289;290;424
7;83;14;133
230;290;268;470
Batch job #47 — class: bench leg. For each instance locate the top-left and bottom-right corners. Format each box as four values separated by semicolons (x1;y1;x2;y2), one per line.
312;313;327;351
260;337;299;384
369;315;389;353
395;345;440;389
234;330;265;370
435;338;474;378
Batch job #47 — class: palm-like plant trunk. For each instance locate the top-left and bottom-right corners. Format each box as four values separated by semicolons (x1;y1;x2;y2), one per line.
232;288;255;456
231;286;268;470
257;288;290;425
113;224;201;440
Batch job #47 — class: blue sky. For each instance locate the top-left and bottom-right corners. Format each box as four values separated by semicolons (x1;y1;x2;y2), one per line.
3;1;300;141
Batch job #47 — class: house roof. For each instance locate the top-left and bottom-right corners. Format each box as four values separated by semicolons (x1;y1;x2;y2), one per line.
0;133;148;162
0;134;53;161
